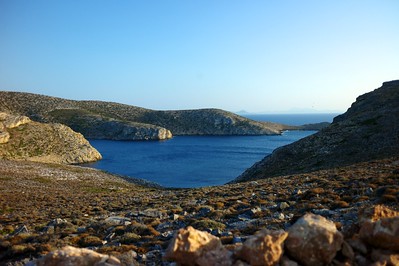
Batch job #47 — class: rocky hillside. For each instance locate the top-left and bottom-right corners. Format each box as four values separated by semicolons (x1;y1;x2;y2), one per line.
1;157;398;265
0;91;286;140
0;112;101;164
233;80;399;182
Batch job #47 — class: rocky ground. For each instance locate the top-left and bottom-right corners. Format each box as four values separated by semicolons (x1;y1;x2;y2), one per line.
1;157;398;265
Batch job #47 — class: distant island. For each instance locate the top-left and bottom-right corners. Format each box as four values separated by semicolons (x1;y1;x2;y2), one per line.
0;91;327;141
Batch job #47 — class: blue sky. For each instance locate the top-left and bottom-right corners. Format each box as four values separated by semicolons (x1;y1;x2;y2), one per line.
1;1;398;113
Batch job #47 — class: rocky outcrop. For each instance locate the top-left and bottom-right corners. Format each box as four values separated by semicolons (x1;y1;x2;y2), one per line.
0;112;101;164
233;80;399;182
0;112;30;144
0;91;286;140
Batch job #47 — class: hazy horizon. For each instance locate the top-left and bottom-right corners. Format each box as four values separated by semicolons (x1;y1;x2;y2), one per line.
1;1;398;113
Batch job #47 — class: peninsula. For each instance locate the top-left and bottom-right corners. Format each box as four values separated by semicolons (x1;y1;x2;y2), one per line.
0;92;291;141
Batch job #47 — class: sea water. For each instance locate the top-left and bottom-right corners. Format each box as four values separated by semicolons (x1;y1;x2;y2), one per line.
83;113;339;188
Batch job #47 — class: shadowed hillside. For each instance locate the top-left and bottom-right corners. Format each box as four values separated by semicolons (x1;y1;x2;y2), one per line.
233;80;399;182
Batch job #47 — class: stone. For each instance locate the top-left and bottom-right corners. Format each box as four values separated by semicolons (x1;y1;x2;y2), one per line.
13;225;29;235
27;245;121;266
273;212;285;220
371;249;399;265
105;216;131;226
0;131;10;144
48;218;68;227
347;236;368;254
341;241;355;260
278;202;290;210
359;204;399;223
280;256;299;266
235;229;288;266
3;115;31;129
359;216;399;251
285;213;344;266
164;226;232;266
0;112;7;120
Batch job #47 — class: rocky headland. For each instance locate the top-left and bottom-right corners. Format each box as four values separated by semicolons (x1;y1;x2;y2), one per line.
233;80;399;182
0;92;293;141
0;112;101;164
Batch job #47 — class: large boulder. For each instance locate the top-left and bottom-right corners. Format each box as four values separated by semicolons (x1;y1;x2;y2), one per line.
164;226;232;266
285;213;344;266
235;229;288;266
359;205;399;251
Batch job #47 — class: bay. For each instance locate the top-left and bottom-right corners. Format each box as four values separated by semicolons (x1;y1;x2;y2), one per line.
84;130;315;188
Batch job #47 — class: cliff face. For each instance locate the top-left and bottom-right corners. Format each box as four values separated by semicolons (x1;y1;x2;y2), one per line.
0;92;284;140
233;80;399;182
0;112;102;164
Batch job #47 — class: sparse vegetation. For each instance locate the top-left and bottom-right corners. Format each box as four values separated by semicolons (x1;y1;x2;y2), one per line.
1;157;398;264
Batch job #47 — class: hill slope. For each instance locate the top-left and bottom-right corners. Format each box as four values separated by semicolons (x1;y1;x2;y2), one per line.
233;80;399;182
0;92;285;140
0;112;101;164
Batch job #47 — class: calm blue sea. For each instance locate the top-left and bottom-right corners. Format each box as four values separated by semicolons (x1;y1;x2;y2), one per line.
83;114;339;188
242;113;340;125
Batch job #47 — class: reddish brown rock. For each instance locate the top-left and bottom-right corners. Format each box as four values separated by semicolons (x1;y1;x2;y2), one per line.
285;213;344;266
359;205;399;223
164;226;232;266
359;216;399;251
28;246;121;266
235;229;288;266
371;249;399;265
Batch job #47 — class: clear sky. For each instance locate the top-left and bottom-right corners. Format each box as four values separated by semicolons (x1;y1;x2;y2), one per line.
0;1;398;113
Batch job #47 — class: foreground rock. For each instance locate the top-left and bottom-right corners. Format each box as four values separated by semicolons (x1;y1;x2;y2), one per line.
164;226;232;265
27;246;121;266
164;207;398;266
235;229;288;266
359;205;399;252
285;213;343;266
0;112;101;164
234;80;399;182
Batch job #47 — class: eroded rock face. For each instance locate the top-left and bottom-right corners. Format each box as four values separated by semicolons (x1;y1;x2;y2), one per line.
27;246;121;266
3;114;31;128
285;213;344;266
0;113;102;164
164;226;232;266
235;229;288;266
0;113;31;144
